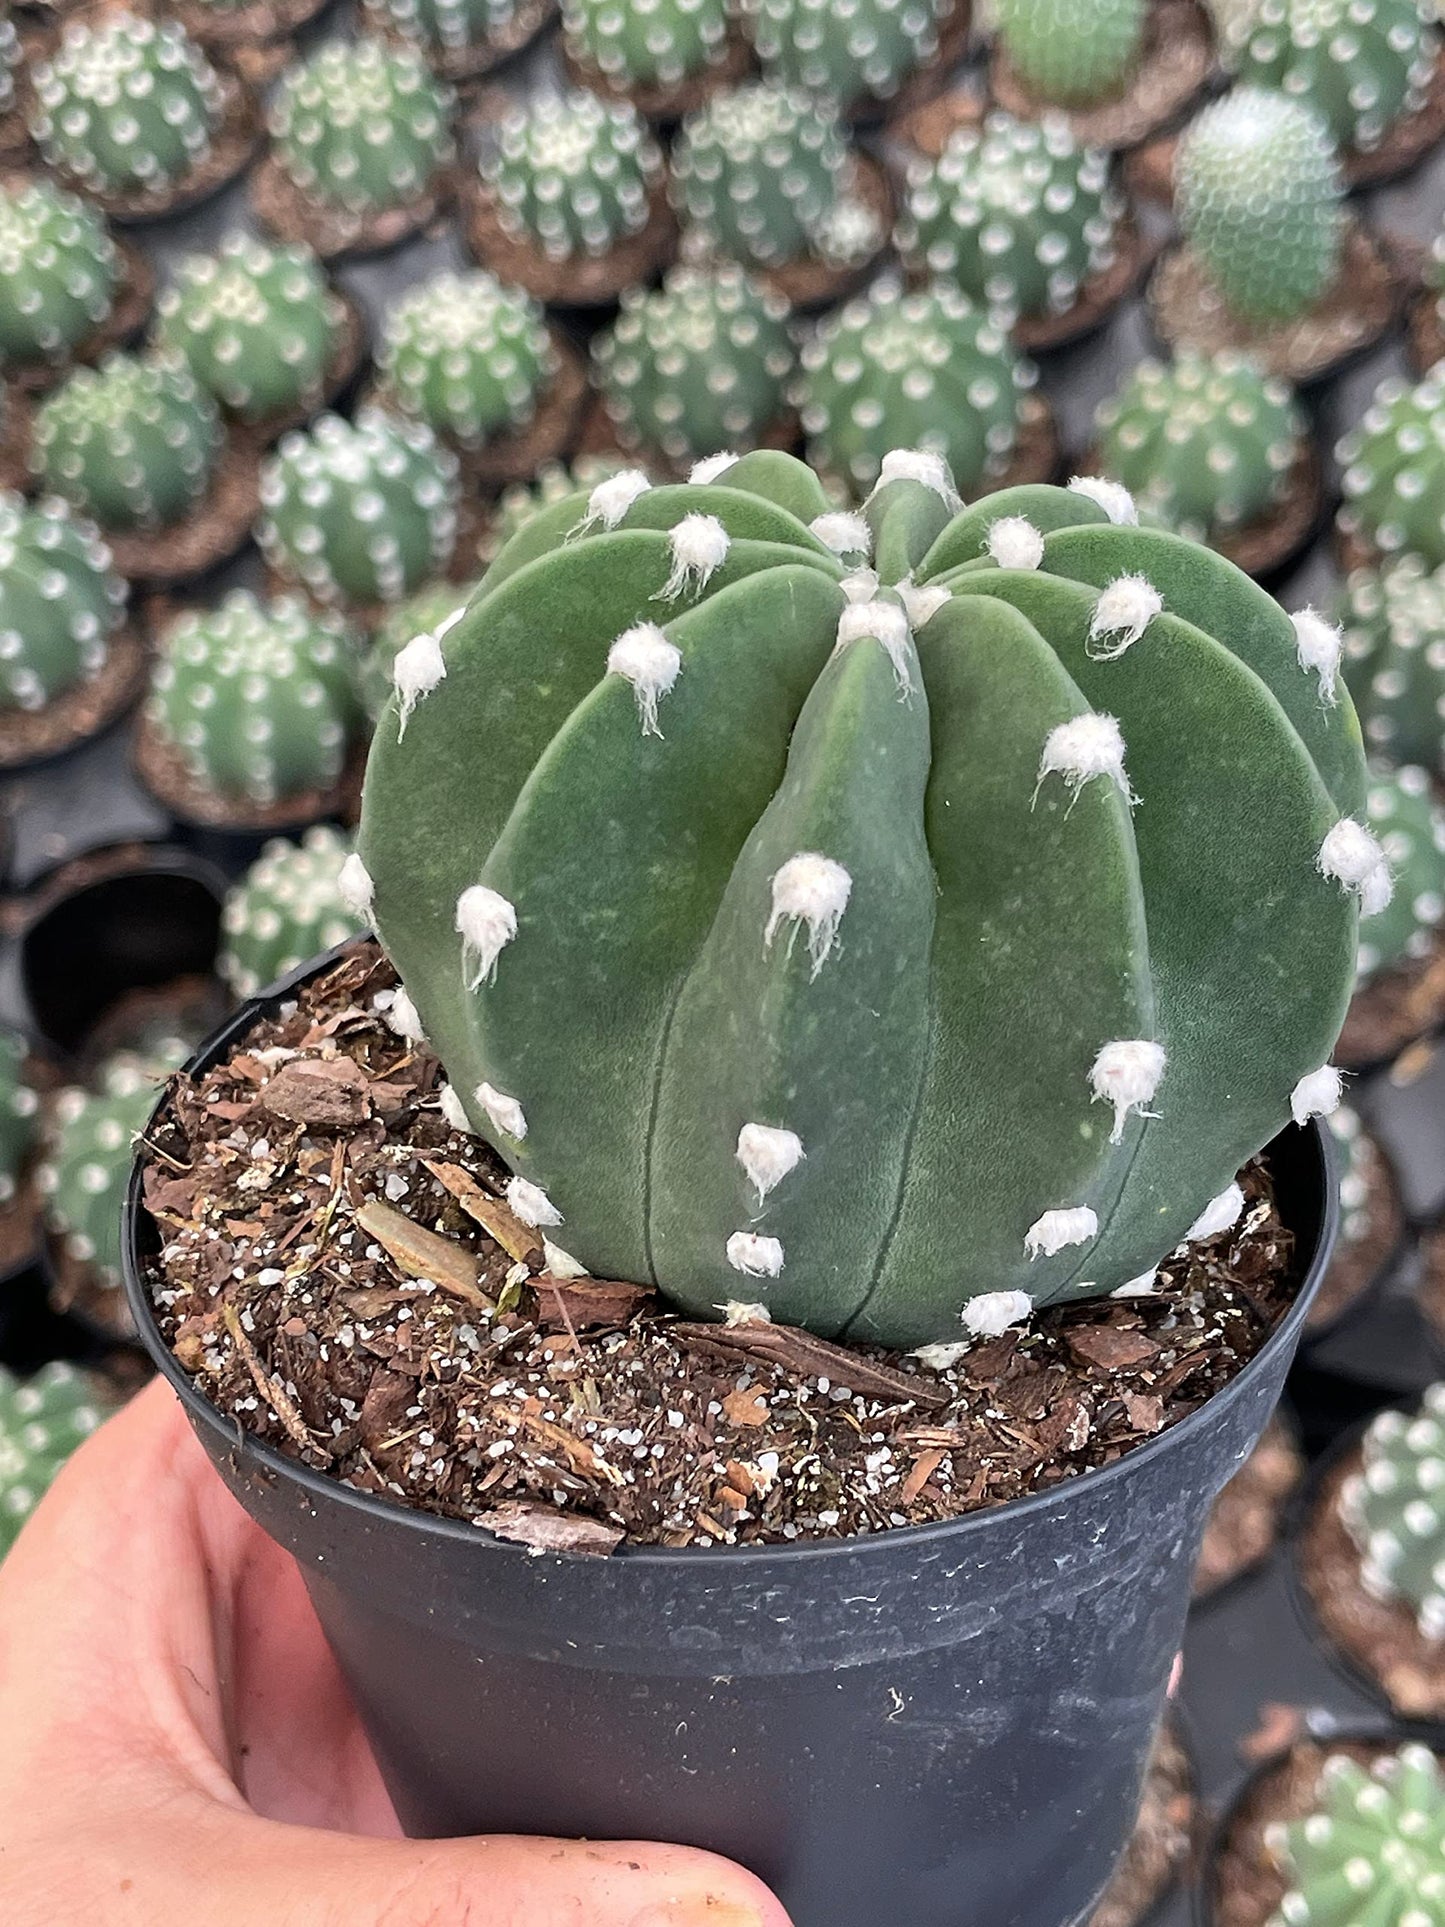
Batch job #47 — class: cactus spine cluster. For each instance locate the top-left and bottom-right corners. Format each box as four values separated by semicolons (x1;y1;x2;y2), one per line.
562;0;733;89
1343;1383;1445;1635
0;495;126;715
0;1364;106;1561
354;452;1366;1346
1093;351;1306;543
1176;86;1346;326
221;827;370;997
360;578;477;717
31;14;224;198
741;0;953;104
1339;558;1445;771
797;280;1034;498
992;0;1147;106
0;1030;38;1210
1338;366;1445;571
258;409;460;607
362;0;532;52
31;354;221;535
481;91;664;263
1232;0;1436;155
0;181;120;375
1266;1743;1445;1924
269;39;455;216
1353;765;1445;986
378;270;555;449
897;111;1123;325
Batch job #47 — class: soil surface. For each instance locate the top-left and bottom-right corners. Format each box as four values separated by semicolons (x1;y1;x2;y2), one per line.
141;941;1305;1552
1088;1719;1194;1927
1193;1414;1303;1601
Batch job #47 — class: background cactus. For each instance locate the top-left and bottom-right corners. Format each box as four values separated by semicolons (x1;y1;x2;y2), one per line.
487;454;639;559
1342;1385;1445;1634
269;39;455;217
1267;1744;1445;1921
147;591;362;808
360;578;477;716
480;91;664;263
355;456;1365;1345
593;265;796;469
362;0;535;53
0;495;127;714
0;1364;107;1562
992;0;1147;106
1339;558;1445;770
1231;0;1436;155
562;0;732;89
740;0;954;104
0;1029;38;1212
897;111;1124;325
1338;365;1445;571
797;280;1034;498
156;234;346;427
31;353;221;535
378;270;555;449
1330;1100;1384;1261
0;181;121;375
1353;764;1445;986
258;409;460;607
220;826;369;997
1175;86;1346;326
30;14;224;198
1093;350;1306;543
0;12;18;122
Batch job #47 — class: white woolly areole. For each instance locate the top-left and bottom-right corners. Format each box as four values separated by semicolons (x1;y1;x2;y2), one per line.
720;1299;773;1326
506;1175;563;1227
1067;475;1139;526
1090;1038;1167;1143
986;516;1045;571
689;452;737;485
606;621;682;736
727;1232;784;1278
875;448;962;511
542;1239;587;1279
835;599;914;696
1037;712;1134;804
1024;1206;1099;1259
841;566;881;603
1291;1064;1343;1126
1112;1269;1159;1299
736;1122;805;1202
1187;1182;1245;1244
387;986;424;1042
1089;575;1163;659
438;1082;473;1134
1318;818;1393;911
894;576;951;630
337;852;373;917
476;1081;527;1140
455;884;517;989
577;468;651;531
961;1289;1034;1337
910;1341;972;1370
810;511;872;557
1291;608;1342;704
657;513;730;599
764;852;853;977
393;631;446;739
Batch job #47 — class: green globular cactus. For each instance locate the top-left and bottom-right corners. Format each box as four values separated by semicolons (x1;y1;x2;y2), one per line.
1338;368;1445;572
31;354;221;535
0;13;19;121
897;111;1124;325
1330;1100;1380;1256
1353;764;1445;986
0;1029;38;1209
0;495;127;714
30;14;224;198
359;577;476;717
482;91;664;264
0;1364;107;1561
487;454;640;559
1176;85;1346;326
1341;1387;1445;1636
1093;350;1307;543
147;592;362;808
562;0;732;88
0;181;121;376
156;234;345;427
353;453;1366;1346
797;280;1035;499
1339;559;1445;771
378;270;555;449
593;265;796;469
220;826;369;997
257;409;460;607
269;39;455;217
992;0;1147;106
741;0;952;105
362;0;534;53
1266;1743;1445;1924
1233;0;1435;155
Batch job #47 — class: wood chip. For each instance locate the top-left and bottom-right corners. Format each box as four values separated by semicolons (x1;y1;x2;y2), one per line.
1067;1328;1160;1371
672;1320;949;1411
475;1501;624;1557
355;1198;493;1311
515;1409;625;1486
222;1303;330;1461
1123;1392;1165;1435
722;1386;769;1427
1240;1702;1306;1765
901;1448;947;1505
262;1057;372;1128
532;1276;655;1331
423;1158;543;1267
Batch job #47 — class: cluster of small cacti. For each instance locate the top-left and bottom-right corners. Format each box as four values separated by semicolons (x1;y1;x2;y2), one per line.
1230;0;1436;155
593;265;796;469
0;1029;38;1211
1266;1744;1445;1923
354;452;1365;1345
562;0;733;90
0;180;120;375
220;826;370;997
1339;558;1445;772
740;0;954;104
31;14;224;198
360;578;476;717
378;270;555;449
992;0;1147;106
362;0;532;53
897;112;1123;325
1341;1384;1445;1635
1352;765;1445;987
487;454;641;559
147;591;362;808
31;353;221;535
0;1363;107;1562
797;280;1034;497
268;38;454;216
257;409;460;607
1093;350;1306;543
1176;86;1345;325
156;234;346;426
0;495;127;714
480;91;665;263
1338;365;1445;572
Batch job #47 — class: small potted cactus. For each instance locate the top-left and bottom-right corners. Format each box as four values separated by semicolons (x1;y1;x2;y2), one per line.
1339;559;1445;777
739;0;969;119
361;0;558;82
560;0;747;120
219;827;369;998
0;1363;111;1562
466;89;674;306
1337;363;1445;573
357;578;478;718
0;179;153;392
1301;1104;1405;1343
253;37;457;259
0;1029;44;1289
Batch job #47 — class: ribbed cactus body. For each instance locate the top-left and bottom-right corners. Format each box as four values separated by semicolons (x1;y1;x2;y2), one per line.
1342;1386;1445;1634
39;1052;181;1292
0;496;126;714
379;270;554;448
270;39;454;216
742;0;952;102
1267;1744;1445;1924
1354;765;1445;985
483;91;664;262
798;281;1033;497
258;409;460;606
360;579;476;717
31;14;223;196
0;182;120;373
993;0;1147;105
1340;559;1445;769
1234;0;1435;154
1176;86;1345;325
363;0;530;51
356;454;1365;1346
1338;367;1445;570
32;354;221;534
0;1030;38;1208
221;826;369;997
563;0;732;86
0;1363;106;1560
898;111;1122;323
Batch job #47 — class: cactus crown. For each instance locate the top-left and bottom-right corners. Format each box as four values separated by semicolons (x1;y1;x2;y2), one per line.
362;0;529;51
1266;1743;1445;1925
1339;558;1445;771
1176;85;1345;326
269;39;455;216
156;233;344;426
0;181;120;373
31;14;223;196
378;270;555;448
32;352;220;535
594;264;797;468
0;1029;38;1208
741;0;952;103
483;90;664;263
221;826;369;997
258;408;460;607
562;0;732;87
0;1363;106;1560
1233;0;1435;155
355;451;1366;1346
0;493;126;713
1354;765;1445;985
1342;1387;1445;1636
992;0;1147;106
360;578;477;718
897;110;1123;324
1338;366;1445;572
798;279;1034;498
1094;350;1305;542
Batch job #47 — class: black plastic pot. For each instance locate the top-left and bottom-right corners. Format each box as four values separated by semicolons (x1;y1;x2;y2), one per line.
122;965;1337;1927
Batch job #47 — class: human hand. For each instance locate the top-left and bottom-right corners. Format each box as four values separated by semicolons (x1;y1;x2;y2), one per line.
0;1378;791;1927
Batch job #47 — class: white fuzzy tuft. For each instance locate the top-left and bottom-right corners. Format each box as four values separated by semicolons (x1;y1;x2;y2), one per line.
1036;712;1135;805
810;511;872;557
1360;863;1394;917
726;1232;784;1278
656;513;730;599
1318;819;1392;910
387;986;425;1042
835;599;914;696
337;852;374;917
893;576;951;630
910;1340;972;1370
506;1175;563;1227
606;621;682;736
875;448;962;511
476;1081;527;1140
1024;1207;1099;1260
764;852;853;976
719;1299;773;1326
986;516;1045;571
438;1082;473;1134
961;1289;1034;1337
455;884;517;989
1292;608;1342;704
736;1122;805;1202
1068;475;1139;525
1089;575;1163;659
1291;1063;1343;1126
542;1238;588;1279
1090;1038;1167;1143
1112;1269;1159;1299
575;468;651;532
689;452;737;485
1186;1182;1245;1244
393;632;446;739
841;566;881;603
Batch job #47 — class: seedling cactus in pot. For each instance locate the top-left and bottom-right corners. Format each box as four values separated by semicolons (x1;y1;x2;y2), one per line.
561;0;740;115
1265;1745;1445;1920
361;0;557;77
1335;763;1445;1070
740;0;960;111
1338;365;1445;572
1339;559;1445;773
1230;0;1437;162
0;181;123;381
0;1363;108;1562
220;827;369;998
991;0;1146;107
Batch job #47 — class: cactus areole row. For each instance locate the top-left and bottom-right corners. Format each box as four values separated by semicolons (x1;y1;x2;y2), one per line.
353;451;1369;1351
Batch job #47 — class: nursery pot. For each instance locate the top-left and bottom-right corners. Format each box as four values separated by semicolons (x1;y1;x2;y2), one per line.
122;967;1337;1927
